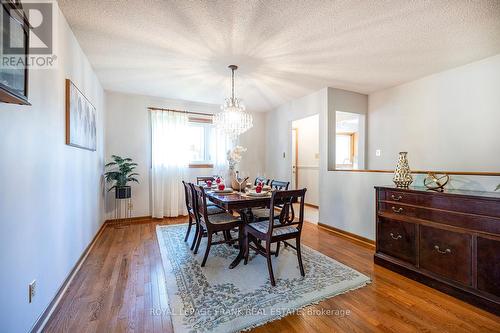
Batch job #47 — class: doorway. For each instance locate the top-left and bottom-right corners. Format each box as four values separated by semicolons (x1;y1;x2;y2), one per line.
291;114;319;224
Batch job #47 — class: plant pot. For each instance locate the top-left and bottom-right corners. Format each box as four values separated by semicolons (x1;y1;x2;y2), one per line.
115;186;131;199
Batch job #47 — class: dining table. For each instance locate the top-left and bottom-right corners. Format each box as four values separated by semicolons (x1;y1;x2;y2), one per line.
205;189;272;269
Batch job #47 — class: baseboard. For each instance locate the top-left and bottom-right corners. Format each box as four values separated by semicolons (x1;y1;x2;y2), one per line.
105;215;152;225
318;223;375;249
29;221;108;333
304;203;319;209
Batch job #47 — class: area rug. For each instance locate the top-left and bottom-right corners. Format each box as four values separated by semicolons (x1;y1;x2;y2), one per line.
156;224;370;333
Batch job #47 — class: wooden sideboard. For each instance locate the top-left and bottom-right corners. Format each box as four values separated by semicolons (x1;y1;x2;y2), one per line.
374;186;500;315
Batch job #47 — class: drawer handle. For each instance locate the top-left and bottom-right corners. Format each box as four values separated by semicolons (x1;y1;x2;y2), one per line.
391;194;402;201
390;232;402;240
391;206;404;213
434;245;452;254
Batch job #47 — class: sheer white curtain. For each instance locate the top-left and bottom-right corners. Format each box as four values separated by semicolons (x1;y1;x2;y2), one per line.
151;110;189;218
211;128;233;182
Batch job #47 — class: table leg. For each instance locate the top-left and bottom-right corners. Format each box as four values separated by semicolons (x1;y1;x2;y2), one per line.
229;209;250;269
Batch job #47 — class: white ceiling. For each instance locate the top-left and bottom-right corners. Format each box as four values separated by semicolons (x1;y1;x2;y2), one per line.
58;0;500;112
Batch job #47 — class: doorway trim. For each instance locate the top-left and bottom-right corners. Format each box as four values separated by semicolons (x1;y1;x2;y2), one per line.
292;128;298;189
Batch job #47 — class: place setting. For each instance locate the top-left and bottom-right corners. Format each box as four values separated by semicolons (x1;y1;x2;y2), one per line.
204;176;234;194
243;181;273;197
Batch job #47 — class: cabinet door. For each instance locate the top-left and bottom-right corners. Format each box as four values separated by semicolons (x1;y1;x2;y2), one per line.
377;218;416;265
477;236;500;297
419;225;472;286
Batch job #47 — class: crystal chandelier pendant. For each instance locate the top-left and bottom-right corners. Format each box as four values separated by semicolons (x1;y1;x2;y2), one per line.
214;65;253;139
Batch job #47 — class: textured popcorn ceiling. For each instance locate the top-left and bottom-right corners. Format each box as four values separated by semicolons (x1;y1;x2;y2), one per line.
58;0;500;112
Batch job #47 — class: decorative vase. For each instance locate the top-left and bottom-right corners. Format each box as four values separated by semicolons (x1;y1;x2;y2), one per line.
115;186;131;199
393;152;413;188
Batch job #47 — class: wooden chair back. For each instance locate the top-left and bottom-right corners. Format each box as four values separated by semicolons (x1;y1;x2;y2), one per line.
254;176;270;186
182;181;195;215
268;189;307;237
192;184;210;225
270;180;290;191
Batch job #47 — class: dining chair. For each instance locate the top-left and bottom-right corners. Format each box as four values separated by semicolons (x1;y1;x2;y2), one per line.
192;184;242;266
195;176;219;206
244;188;307;286
183;182;225;250
254;176;270;186
252;179;291;221
182;181;196;245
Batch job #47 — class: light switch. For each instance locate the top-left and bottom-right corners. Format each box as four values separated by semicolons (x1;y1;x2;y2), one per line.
376;149;381;157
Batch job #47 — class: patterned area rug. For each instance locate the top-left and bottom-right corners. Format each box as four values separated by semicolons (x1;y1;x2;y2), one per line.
156;224;370;333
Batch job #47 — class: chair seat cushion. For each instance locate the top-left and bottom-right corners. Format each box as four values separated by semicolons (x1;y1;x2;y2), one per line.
206;213;240;224
207;205;225;215
249;219;298;236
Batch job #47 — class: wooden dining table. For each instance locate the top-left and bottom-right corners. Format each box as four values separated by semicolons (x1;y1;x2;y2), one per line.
205;190;272;269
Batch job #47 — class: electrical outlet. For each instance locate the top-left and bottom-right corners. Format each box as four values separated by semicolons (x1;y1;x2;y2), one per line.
376;149;381;157
29;280;36;303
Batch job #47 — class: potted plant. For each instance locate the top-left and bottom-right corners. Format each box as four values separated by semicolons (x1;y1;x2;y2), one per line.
104;155;139;199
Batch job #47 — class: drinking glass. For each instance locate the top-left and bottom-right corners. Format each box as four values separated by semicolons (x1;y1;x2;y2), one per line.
236;170;248;193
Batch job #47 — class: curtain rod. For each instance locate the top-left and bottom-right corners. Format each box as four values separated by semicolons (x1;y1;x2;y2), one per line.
148;107;213;117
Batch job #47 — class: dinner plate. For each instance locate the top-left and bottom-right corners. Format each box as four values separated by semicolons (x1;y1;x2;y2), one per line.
212;188;234;194
246;191;271;197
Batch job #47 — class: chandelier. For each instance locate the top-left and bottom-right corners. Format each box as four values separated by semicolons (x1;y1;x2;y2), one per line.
214;65;253;138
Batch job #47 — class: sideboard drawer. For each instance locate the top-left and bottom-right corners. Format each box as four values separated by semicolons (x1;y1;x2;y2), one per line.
419;225;472;286
377;218;416;265
380;189;420;205
378;188;500;218
379;202;418;218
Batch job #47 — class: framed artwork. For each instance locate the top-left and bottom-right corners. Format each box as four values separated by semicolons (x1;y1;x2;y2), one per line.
65;79;96;151
0;1;30;105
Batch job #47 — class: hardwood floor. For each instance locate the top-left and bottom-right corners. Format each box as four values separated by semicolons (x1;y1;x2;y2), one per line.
44;217;500;333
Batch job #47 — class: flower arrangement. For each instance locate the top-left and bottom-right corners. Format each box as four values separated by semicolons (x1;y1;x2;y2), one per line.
227;145;247;170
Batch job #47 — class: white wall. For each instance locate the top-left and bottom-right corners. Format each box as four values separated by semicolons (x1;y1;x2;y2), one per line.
0;7;105;333
105;91;266;219
266;54;500;240
292;115;319;206
367;54;500;171
265;88;328;184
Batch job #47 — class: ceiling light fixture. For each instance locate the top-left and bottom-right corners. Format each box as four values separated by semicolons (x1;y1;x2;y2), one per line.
214;65;253;139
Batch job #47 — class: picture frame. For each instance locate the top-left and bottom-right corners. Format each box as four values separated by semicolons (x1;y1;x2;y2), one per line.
0;1;30;105
65;79;97;151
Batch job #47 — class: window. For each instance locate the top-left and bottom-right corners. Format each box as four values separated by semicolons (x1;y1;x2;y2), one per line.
335;111;364;169
186;119;214;167
336;133;355;168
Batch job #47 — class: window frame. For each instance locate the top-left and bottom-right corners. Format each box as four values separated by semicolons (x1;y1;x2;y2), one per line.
335;132;356;169
187;116;214;168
